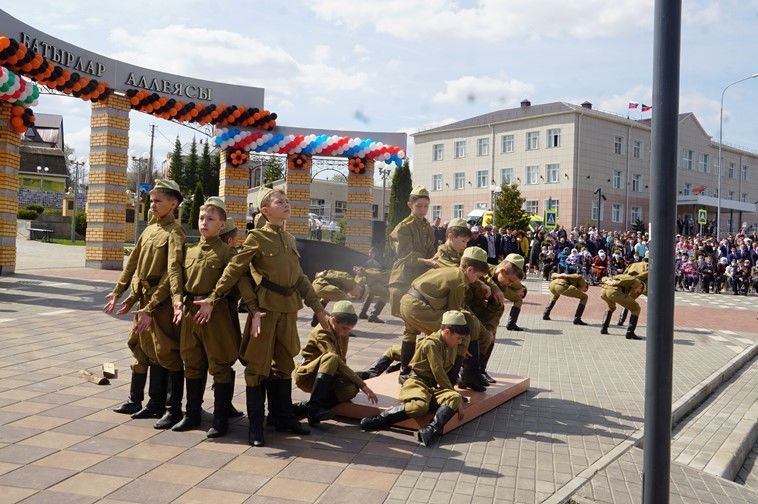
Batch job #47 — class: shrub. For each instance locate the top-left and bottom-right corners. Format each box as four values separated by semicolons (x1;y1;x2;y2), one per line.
17;208;38;219
335;217;347;246
75;211;87;237
25;204;44;214
43;208;62;216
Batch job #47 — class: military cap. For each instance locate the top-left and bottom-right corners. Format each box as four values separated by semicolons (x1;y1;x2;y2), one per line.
441;310;466;326
410;185;429;197
462;246;488;263
152;179;183;203
255;187;275;209
331;300;356;315
221;218;237;235
504;253;525;270
447;218;468;229
204;196;226;212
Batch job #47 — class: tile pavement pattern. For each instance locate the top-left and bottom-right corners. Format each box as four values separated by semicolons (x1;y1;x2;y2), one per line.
736;441;758;489
0;254;757;503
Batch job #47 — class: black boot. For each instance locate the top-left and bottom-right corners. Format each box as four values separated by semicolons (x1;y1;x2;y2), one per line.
367;301;386;323
600;311;612;335
543;300;556;320
207;382;233;438
506;306;524;331
480;344;496;384
358;355;393;380
417;405;456;446
246;385;265;447
447;356;463;387
131;365;167;419
398;340;416;384
266;379;310;435
625;314;643;340
113;371;146;414
617;308;628;326
360;404;408;431
154;370;184;429
227;369;243;419
458;341;486;392
358;298;372;319
171;378;204;431
573;303;588;325
307;373;336;426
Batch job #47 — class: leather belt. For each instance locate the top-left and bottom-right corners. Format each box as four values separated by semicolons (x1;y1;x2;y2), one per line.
407;287;430;306
140;278;160;290
261;277;297;296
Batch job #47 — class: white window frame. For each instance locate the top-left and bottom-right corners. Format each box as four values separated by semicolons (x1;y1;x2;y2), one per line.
631;206;642;223
700;153;709;173
432;143;444;161
454;140;466;159
613;170;623;190
547;128;561;148
452;204;464;218
474;202;488;210
526;131;539;151
334;200;347;216
591;200;604;221
526;165;539;185
546;163;560;184
682;149;694;170
611;203;623;223
741;193;748;203
431;205;442;220
544;198;559;212
476;170;488;188
633;140;642;159
614;136;624;155
477;138;490;157
683;183;692;196
632;174;642;192
501;167;513;185
728;190;735;201
502;134;514;153
525;200;539;215
742;165;750;181
454;172;465;190
728;162;735;178
432;174;442;192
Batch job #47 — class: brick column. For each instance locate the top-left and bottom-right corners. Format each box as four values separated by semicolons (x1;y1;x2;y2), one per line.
219;149;248;239
346;159;374;254
0;103;20;276
86;95;130;270
285;154;311;239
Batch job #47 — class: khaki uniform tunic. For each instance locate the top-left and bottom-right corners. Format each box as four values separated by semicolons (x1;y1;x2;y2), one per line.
294;325;365;403
354;267;389;302
399;331;462;417
600;274;643;315
399;267;467;343
388;215;436;316
207;222;323;386
113;214;185;373
548;273;589;304
312;270;358;304
624;261;649;295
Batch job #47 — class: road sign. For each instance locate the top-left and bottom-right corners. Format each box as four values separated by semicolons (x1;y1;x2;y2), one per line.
139;183;153;194
697;208;707;225
544;209;557;230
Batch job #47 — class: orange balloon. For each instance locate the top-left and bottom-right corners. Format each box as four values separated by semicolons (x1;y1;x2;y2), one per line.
130;97;140;105
6;55;18;65
10;116;23;127
0;37;9;50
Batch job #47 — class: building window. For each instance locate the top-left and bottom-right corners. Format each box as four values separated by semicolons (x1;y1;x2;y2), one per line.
728;162;735;178
310;198;325;216
432;143;444;161
612;204;623;223
454;140;466;159
632;174;642;192
432;174;443;192
526;165;539;185
546;163;560;183
501;167;513;185
502;134;514;153
545;198;559;212
741;193;748;203
591;200;603;221
683;183;692;196
631;206;642;223
633;140;642;159
431;205;441;220
547;128;561;148
477;138;490;157
526;131;539;151
613;170;623;190
372;204;379;218
682;149;694;170
700;153;709;173
454;172;465;190
452;204;464;218
742;165;750;181
525;200;539;215
334;200;347;217
614;136;624;155
728;190;735;200
476;170;488;188
475;202;488;210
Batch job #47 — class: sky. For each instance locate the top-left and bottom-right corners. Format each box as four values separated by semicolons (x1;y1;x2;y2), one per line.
5;1;758;176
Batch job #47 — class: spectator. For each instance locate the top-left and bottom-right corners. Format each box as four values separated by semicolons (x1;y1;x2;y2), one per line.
699;256;715;294
681;256;699;291
734;259;752;295
483;225;500;265
592;250;610;284
528;231;541;274
714;257;728;293
557;247;570;273
725;259;739;293
566;248;581;274
467;226;488;252
328;219;337;241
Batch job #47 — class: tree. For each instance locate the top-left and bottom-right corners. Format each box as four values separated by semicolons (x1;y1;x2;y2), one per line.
386;159;413;233
188;181;204;229
262;156;284;187
632;218;646;233
169;137;184;186
493;183;531;230
329;172;347;183
184;137;200;194
199;140;218;196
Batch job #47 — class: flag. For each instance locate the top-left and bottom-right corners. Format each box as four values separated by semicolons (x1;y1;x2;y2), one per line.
628;101;639;109
641;104;652;112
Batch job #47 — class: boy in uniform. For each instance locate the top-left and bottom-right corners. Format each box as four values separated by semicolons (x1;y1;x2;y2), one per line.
360;310;468;447
104;180;185;430
388;186;436;317
600;274;645;340
500;253;528;331
542;272;589;325
294;300;378;425
196;188;328;447
309;269;365;327
355;266;390;323
617;258;648;326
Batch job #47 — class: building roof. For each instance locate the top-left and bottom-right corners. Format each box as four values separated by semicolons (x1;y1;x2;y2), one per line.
23;113;64;149
19;145;68;178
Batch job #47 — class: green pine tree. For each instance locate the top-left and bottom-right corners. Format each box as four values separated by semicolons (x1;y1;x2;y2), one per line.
210;149;220;195
184;137;200;194
493;183;531;230
199;140;212;195
188;181;204;230
169;137;184;187
386;159;413;233
262;156;284;187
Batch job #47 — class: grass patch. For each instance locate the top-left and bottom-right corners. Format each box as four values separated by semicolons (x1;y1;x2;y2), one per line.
49;238;86;246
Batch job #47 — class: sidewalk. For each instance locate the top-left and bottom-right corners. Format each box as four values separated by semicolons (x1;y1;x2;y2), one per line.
0;241;757;503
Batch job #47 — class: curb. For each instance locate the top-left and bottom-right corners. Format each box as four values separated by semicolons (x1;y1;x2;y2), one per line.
544;342;758;504
702;401;758;480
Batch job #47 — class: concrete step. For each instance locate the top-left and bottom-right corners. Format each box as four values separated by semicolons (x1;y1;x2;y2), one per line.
671;358;758;480
736;440;758;490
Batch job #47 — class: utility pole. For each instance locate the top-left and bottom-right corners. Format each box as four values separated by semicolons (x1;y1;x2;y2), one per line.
147;124;156;181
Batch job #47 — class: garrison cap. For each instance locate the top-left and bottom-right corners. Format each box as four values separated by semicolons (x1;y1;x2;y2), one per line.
441;310;466;326
255;187;275;209
462;246;488;263
204;196;226;213
152;179;183;203
447;218;468;229
504;253;525;270
331;300;356;315
410;185;429;197
221;218;237;235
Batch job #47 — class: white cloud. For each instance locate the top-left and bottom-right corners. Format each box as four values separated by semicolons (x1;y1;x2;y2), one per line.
313;45;331;64
432;75;535;107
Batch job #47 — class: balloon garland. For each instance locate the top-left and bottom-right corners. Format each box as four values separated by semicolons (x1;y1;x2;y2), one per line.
288;154;308;170
0;67;40;105
347;157;366;174
229;149;248;167
8;104;34;133
215;128;406;167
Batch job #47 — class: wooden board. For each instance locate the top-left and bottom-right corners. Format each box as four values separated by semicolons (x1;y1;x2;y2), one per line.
334;372;529;434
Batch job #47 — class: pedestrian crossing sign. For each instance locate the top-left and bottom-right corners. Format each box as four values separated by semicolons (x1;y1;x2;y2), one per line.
697;208;707;225
544;210;557;230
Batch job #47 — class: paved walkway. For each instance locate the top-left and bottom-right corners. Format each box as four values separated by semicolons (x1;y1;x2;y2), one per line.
736;441;758;490
0;241;757;503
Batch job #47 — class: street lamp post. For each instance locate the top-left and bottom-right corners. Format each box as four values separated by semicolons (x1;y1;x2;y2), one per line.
36;165;49;191
68;155;86;242
489;182;502;219
717;73;758;240
593;188;606;231
378;166;392;222
130;151;148;243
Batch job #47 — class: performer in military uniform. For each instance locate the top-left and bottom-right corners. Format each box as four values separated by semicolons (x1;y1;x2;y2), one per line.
542;272;589;325
600;274;645;340
358;344;402;379
198;187;328;447
355;266;390;323
617;259;649;326
309;269;365;327
360;310;468;447
104;179;185;430
500;254;528;331
294;300;378;425
388;185;436;318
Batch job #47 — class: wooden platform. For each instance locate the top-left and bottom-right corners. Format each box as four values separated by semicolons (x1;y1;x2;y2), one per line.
334;372;529;434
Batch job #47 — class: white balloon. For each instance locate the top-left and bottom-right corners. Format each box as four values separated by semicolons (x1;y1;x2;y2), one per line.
398;150;406;158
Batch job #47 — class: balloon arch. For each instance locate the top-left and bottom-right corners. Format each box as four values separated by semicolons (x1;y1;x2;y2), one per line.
0;9;405;274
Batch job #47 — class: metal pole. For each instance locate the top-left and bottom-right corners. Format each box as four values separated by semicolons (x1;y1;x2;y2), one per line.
643;1;681;502
135;158;140;244
70;160;80;242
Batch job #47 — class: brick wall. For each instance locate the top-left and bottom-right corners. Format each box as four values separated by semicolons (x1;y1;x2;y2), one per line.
0;102;20;275
345;159;375;254
286;154;312;239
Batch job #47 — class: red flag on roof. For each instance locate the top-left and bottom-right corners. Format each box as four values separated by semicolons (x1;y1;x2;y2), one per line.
641;104;652;112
